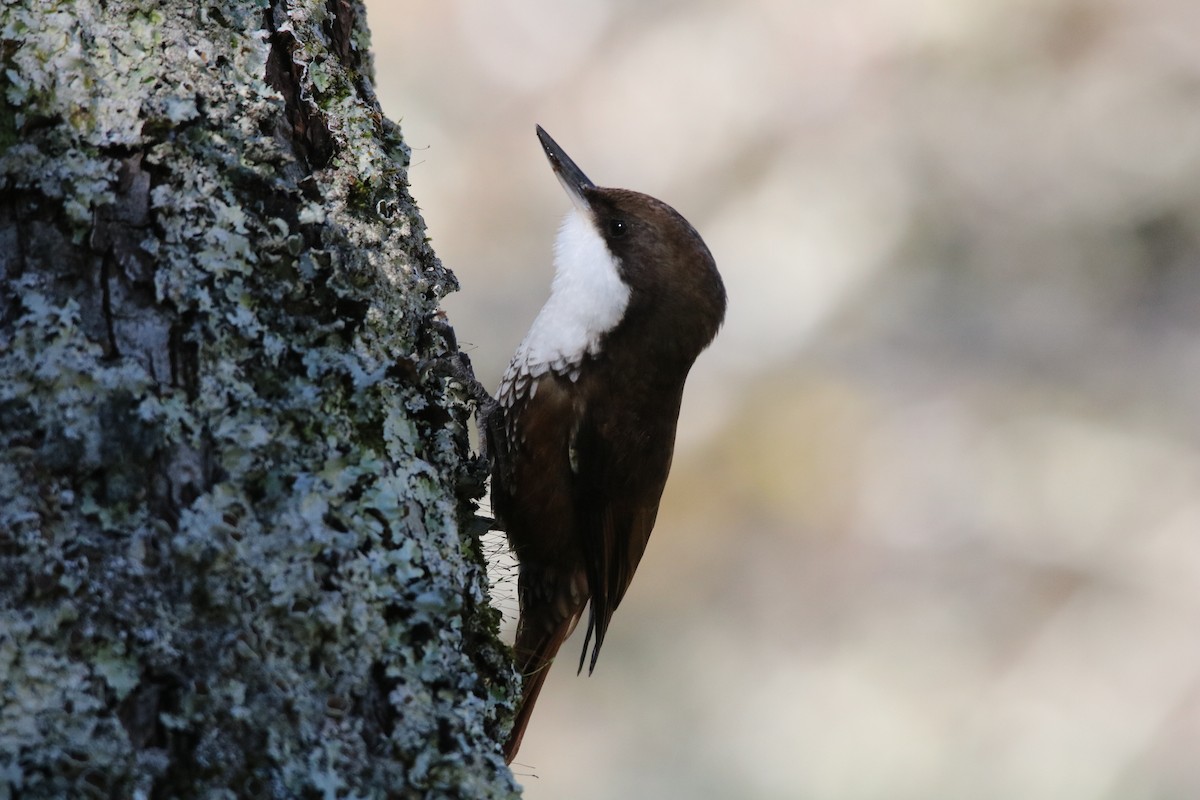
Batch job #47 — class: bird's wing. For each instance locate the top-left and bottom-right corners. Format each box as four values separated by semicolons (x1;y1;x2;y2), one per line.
570;406;665;675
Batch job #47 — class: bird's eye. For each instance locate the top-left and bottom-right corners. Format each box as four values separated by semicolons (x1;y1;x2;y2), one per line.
608;218;627;238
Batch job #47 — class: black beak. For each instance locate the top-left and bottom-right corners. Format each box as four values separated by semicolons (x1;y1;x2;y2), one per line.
536;125;594;210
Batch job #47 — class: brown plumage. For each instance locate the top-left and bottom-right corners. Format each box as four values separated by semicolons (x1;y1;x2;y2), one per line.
488;127;725;764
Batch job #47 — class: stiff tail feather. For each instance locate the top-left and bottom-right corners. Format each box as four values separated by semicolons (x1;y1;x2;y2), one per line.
503;612;580;764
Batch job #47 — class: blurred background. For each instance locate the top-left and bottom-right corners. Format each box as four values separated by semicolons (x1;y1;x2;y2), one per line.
364;0;1200;797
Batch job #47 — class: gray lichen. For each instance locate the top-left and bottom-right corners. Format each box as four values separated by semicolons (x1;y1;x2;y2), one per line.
0;0;518;797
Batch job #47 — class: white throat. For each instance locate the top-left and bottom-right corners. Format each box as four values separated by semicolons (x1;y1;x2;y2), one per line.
500;208;630;394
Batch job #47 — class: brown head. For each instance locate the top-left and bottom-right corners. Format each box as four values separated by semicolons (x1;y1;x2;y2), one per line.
535;125;726;373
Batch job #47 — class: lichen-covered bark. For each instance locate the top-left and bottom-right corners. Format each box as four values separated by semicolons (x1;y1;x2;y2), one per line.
0;1;518;797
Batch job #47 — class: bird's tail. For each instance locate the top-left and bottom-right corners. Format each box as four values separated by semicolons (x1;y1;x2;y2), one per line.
503;611;580;764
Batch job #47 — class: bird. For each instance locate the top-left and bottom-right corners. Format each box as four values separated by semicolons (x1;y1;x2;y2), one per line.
487;125;726;764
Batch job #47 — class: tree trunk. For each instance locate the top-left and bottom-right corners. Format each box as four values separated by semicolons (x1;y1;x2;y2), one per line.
0;1;518;797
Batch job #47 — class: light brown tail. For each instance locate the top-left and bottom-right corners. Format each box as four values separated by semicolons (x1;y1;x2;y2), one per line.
503;612;580;764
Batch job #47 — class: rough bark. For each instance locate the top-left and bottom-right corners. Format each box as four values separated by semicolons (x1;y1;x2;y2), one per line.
0;1;518;797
